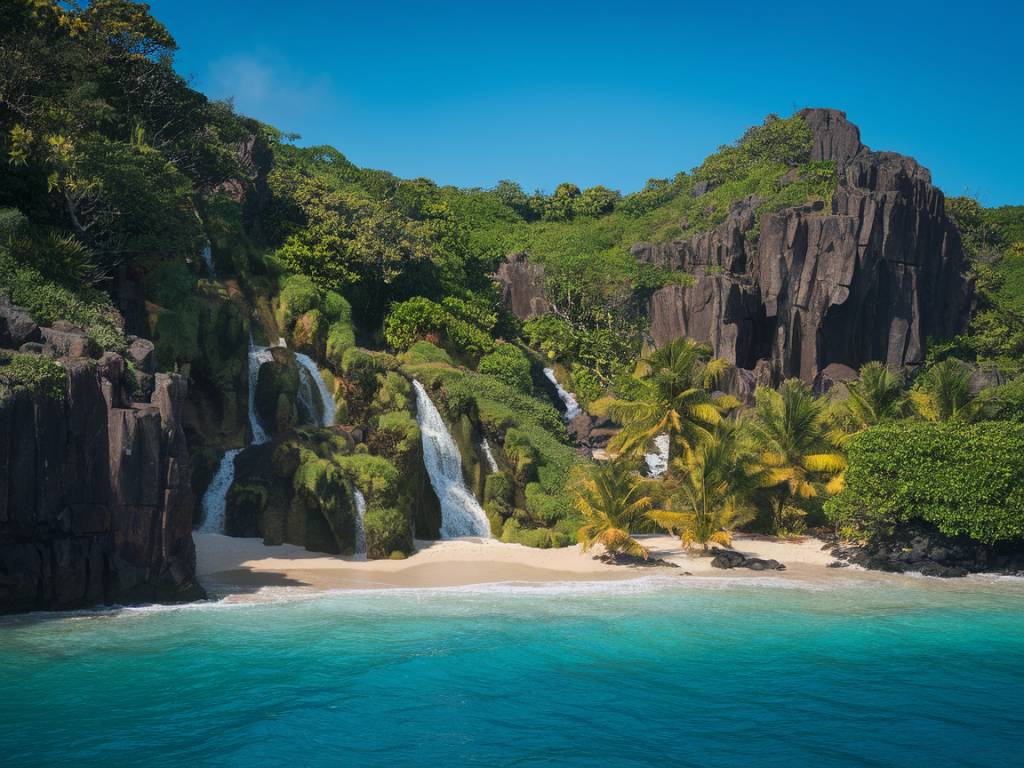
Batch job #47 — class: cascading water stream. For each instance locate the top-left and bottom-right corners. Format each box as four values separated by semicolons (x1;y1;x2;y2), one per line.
199;337;273;533
412;380;490;538
543;367;581;422
295;353;336;427
200;241;215;277
353;489;367;556
481;437;499;473
645;434;670;477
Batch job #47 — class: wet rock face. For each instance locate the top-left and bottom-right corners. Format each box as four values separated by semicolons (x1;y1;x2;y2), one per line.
493;252;551;320
255;347;300;436
637;109;971;383
0;333;202;614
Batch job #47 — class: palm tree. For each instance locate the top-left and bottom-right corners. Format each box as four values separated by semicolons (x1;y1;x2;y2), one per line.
648;420;766;550
574;459;657;560
748;380;846;531
833;362;909;434
593;338;733;465
911;357;987;423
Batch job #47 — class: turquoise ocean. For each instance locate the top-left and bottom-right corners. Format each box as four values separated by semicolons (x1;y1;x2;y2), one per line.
1;575;1023;767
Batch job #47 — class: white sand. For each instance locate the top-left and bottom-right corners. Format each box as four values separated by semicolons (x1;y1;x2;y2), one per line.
195;531;848;598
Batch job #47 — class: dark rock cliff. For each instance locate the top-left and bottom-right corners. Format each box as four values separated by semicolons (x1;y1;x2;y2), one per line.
635;109;971;382
0;317;203;614
494;252;551;320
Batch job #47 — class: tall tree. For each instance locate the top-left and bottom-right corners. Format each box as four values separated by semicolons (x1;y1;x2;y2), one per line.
574;459;656;560
649;420;766;550
749;380;846;531
595;338;733;465
833;361;909;434
911;357;988;423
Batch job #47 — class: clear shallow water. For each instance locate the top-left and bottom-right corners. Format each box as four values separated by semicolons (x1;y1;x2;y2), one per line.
1;578;1023;768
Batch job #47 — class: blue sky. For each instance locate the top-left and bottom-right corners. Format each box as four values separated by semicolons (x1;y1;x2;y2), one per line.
153;0;1022;205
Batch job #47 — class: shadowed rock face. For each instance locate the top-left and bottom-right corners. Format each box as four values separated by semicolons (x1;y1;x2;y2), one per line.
494;252;551;320
0;332;202;614
636;109;972;383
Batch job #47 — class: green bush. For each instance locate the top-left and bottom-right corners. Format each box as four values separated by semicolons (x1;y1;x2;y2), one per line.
384;296;494;356
826;421;1024;543
0;352;68;400
153;298;202;369
400;340;453;367
0;252;126;351
323;291;352;323
484;471;513;505
326;320;356;368
477;344;532;393
278;274;321;330
364;505;413;559
336;454;401;505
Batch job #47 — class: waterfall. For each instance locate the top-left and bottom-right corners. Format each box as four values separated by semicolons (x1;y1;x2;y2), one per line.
543;368;581;422
295;353;335;427
198;449;240;534
645;434;670;477
353;488;367;556
412;380;490;538
198;336;272;533
481;437;499;473
200;241;215;277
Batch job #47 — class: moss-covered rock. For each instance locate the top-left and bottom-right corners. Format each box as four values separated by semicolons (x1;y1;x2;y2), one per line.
291;309;326;357
224;429;360;554
255;347;300;435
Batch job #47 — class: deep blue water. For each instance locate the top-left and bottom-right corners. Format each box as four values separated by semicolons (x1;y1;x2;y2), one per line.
1;576;1023;768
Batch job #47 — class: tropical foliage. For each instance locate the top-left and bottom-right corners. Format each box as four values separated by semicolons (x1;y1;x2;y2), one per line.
593;338;732;463
748;380;846;530
574;459;656;559
649;422;765;549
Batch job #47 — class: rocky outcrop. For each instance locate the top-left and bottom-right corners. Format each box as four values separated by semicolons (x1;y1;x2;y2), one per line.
0;324;202;614
830;525;1024;578
710;547;786;571
636;109;971;383
494;252;551;320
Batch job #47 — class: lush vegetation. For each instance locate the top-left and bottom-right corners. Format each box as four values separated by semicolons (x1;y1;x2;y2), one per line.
827;422;1024;543
2;1;1022;564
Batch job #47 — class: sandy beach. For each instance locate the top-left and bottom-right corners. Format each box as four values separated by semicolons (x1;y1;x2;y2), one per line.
195;531;847;598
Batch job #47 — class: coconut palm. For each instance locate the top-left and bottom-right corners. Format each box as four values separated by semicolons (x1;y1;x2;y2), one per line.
648;420;766;550
593;338;734;465
574;458;657;560
748;380;847;530
911;357;987;423
832;362;910;435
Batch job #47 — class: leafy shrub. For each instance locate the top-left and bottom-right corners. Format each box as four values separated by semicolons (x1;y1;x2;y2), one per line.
0;352;68;400
364;505;413;558
323;290;351;323
400;340;453;366
278;274;321;330
0;252;126;351
336;454;401;506
384;296;493;356
826;421;1024;543
326;321;356;368
484;471;513;505
477;344;532;393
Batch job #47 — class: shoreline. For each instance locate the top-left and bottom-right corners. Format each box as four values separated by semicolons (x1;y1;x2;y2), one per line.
195;531;916;601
